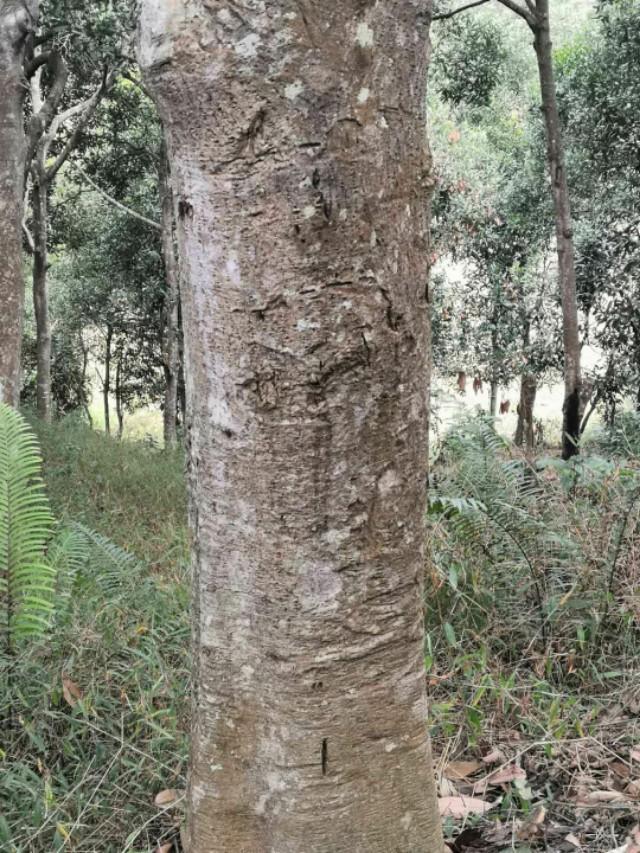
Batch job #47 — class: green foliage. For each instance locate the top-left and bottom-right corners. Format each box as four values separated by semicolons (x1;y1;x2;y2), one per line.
32;414;187;570
426;413;640;835
430;10;559;397
558;0;640;411
1;418;189;852
0;405;55;651
589;411;640;458
431;16;509;110
428;415;640;671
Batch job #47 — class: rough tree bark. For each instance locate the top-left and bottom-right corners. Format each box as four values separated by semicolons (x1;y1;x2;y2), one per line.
139;2;443;851
159;141;180;449
0;1;38;407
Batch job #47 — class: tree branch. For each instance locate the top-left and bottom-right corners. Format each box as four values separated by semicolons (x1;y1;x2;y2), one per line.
72;164;161;231
24;50;51;79
495;0;535;27
432;0;491;20
45;69;116;182
24;50;68;180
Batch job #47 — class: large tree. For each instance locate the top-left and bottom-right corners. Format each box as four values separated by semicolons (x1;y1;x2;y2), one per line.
0;0;37;407
139;1;443;850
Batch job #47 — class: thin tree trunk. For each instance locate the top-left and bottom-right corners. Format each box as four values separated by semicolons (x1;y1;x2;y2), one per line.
32;173;52;421
80;338;93;428
159;140;180;449
115;353;124;439
0;2;37;407
489;308;499;417
532;0;581;459
103;325;112;436
515;373;537;451
139;2;443;851
490;380;498;417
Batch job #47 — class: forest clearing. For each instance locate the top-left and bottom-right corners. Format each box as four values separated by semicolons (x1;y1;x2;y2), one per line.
1;0;640;851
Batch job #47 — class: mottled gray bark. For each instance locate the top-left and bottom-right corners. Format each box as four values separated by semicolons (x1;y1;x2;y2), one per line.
159;142;180;449
139;2;443;851
0;1;38;406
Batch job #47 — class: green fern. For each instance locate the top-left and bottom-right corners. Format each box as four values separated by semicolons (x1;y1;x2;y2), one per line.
0;405;55;653
429;415;579;650
72;523;143;595
48;526;90;617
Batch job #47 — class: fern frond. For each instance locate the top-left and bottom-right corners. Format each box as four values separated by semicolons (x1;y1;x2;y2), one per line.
0;405;55;652
48;526;90;616
71;523;142;595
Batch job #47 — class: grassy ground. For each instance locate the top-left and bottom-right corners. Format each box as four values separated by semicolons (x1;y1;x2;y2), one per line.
429;415;640;851
3;412;640;851
2;416;190;853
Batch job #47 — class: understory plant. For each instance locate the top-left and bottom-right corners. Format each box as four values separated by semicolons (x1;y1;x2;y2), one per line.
427;415;640;680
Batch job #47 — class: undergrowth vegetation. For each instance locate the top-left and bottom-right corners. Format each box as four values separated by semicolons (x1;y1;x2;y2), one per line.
1;414;190;852
427;416;640;850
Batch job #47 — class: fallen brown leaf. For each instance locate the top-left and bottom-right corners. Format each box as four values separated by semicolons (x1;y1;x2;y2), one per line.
517;805;546;841
155;845;173;853
473;764;526;794
438;795;495;819
575;789;628;807
611;760;632;779
482;748;505;765
62;676;83;708
444;760;482;781
155;789;180;807
565;834;582;849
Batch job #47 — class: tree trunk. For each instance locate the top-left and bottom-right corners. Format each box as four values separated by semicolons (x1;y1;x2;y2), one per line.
139;2;443;852
0;1;37;406
115;352;124;440
103;325;112;436
515;373;537;451
159;140;180;449
32;173;52;421
80;338;93;428
489;380;498;417
533;0;581;459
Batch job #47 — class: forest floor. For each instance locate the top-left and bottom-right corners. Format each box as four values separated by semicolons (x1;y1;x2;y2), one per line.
3;413;640;851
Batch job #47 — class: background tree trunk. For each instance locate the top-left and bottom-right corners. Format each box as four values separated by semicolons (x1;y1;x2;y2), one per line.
515;373;537;451
115;353;124;439
489;380;499;417
159;141;180;449
139;2;443;851
533;0;581;459
32;173;52;421
0;1;37;407
103;325;112;436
